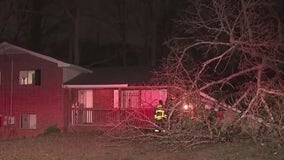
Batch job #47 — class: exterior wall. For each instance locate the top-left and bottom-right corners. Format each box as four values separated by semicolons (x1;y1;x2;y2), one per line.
0;53;64;138
93;89;114;109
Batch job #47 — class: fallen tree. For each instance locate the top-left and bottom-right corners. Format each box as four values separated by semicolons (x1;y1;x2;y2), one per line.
150;0;284;145
106;0;284;147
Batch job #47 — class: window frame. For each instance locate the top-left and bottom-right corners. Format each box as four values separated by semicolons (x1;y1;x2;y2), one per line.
20;114;37;129
19;70;41;85
121;90;140;109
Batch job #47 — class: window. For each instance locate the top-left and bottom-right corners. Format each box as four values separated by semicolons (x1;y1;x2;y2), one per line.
121;90;140;109
113;90;119;109
78;90;93;108
141;89;167;107
21;114;37;129
19;70;41;85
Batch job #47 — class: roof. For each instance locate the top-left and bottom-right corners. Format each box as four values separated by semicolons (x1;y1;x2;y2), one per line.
0;42;92;73
64;67;154;87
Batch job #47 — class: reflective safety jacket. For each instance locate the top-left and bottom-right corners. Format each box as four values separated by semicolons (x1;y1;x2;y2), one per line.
154;107;167;121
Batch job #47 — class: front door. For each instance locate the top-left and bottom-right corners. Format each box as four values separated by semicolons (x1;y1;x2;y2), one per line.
77;90;93;123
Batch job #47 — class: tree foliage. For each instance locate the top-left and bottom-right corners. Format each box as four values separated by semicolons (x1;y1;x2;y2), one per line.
153;0;284;145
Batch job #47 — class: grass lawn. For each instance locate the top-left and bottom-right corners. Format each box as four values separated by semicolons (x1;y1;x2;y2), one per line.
0;132;283;160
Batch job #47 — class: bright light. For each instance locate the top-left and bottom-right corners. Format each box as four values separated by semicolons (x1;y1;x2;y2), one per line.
183;104;189;110
183;103;193;110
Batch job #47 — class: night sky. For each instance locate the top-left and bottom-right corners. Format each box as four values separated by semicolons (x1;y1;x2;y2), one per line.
0;0;187;68
0;0;283;68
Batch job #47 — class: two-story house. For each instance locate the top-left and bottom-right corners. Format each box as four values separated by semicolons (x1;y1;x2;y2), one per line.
0;42;91;138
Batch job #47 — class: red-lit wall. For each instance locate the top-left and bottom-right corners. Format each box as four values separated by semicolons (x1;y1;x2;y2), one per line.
0;53;64;138
93;89;114;109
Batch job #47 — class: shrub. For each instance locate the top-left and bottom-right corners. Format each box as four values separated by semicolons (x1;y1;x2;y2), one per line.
43;125;60;135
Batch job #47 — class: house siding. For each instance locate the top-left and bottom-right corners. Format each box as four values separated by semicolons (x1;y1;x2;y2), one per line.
0;53;64;138
93;89;114;109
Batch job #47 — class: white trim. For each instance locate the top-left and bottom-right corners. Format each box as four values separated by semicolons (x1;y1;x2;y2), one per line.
63;84;129;89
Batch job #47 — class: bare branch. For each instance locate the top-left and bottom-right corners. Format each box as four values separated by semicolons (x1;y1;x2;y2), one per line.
154;0;284;145
200;64;262;91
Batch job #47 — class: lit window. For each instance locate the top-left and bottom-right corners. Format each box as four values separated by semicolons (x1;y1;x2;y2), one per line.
76;90;93;124
21;114;37;129
121;90;140;109
78;90;93;108
114;90;119;109
19;70;41;85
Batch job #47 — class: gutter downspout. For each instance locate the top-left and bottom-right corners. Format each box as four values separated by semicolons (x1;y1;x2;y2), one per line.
10;57;13;117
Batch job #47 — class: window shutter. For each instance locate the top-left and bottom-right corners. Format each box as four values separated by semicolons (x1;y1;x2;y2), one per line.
35;70;41;85
29;115;37;129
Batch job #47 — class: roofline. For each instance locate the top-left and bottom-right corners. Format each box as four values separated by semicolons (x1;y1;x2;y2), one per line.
62;84;168;89
0;42;92;73
63;84;129;89
62;64;92;73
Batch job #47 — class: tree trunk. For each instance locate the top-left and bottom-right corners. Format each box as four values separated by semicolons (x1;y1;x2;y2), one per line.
30;0;43;51
73;5;80;65
117;0;127;66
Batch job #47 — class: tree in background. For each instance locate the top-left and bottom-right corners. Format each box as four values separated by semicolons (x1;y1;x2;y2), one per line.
154;0;284;144
0;0;74;62
0;0;184;67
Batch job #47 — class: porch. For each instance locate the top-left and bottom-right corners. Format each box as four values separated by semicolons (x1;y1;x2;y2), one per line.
70;108;155;128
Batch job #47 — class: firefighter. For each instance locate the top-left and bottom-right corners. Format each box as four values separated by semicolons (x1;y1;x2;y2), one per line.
154;100;167;132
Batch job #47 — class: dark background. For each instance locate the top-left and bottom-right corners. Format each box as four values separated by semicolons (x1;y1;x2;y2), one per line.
0;0;283;69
